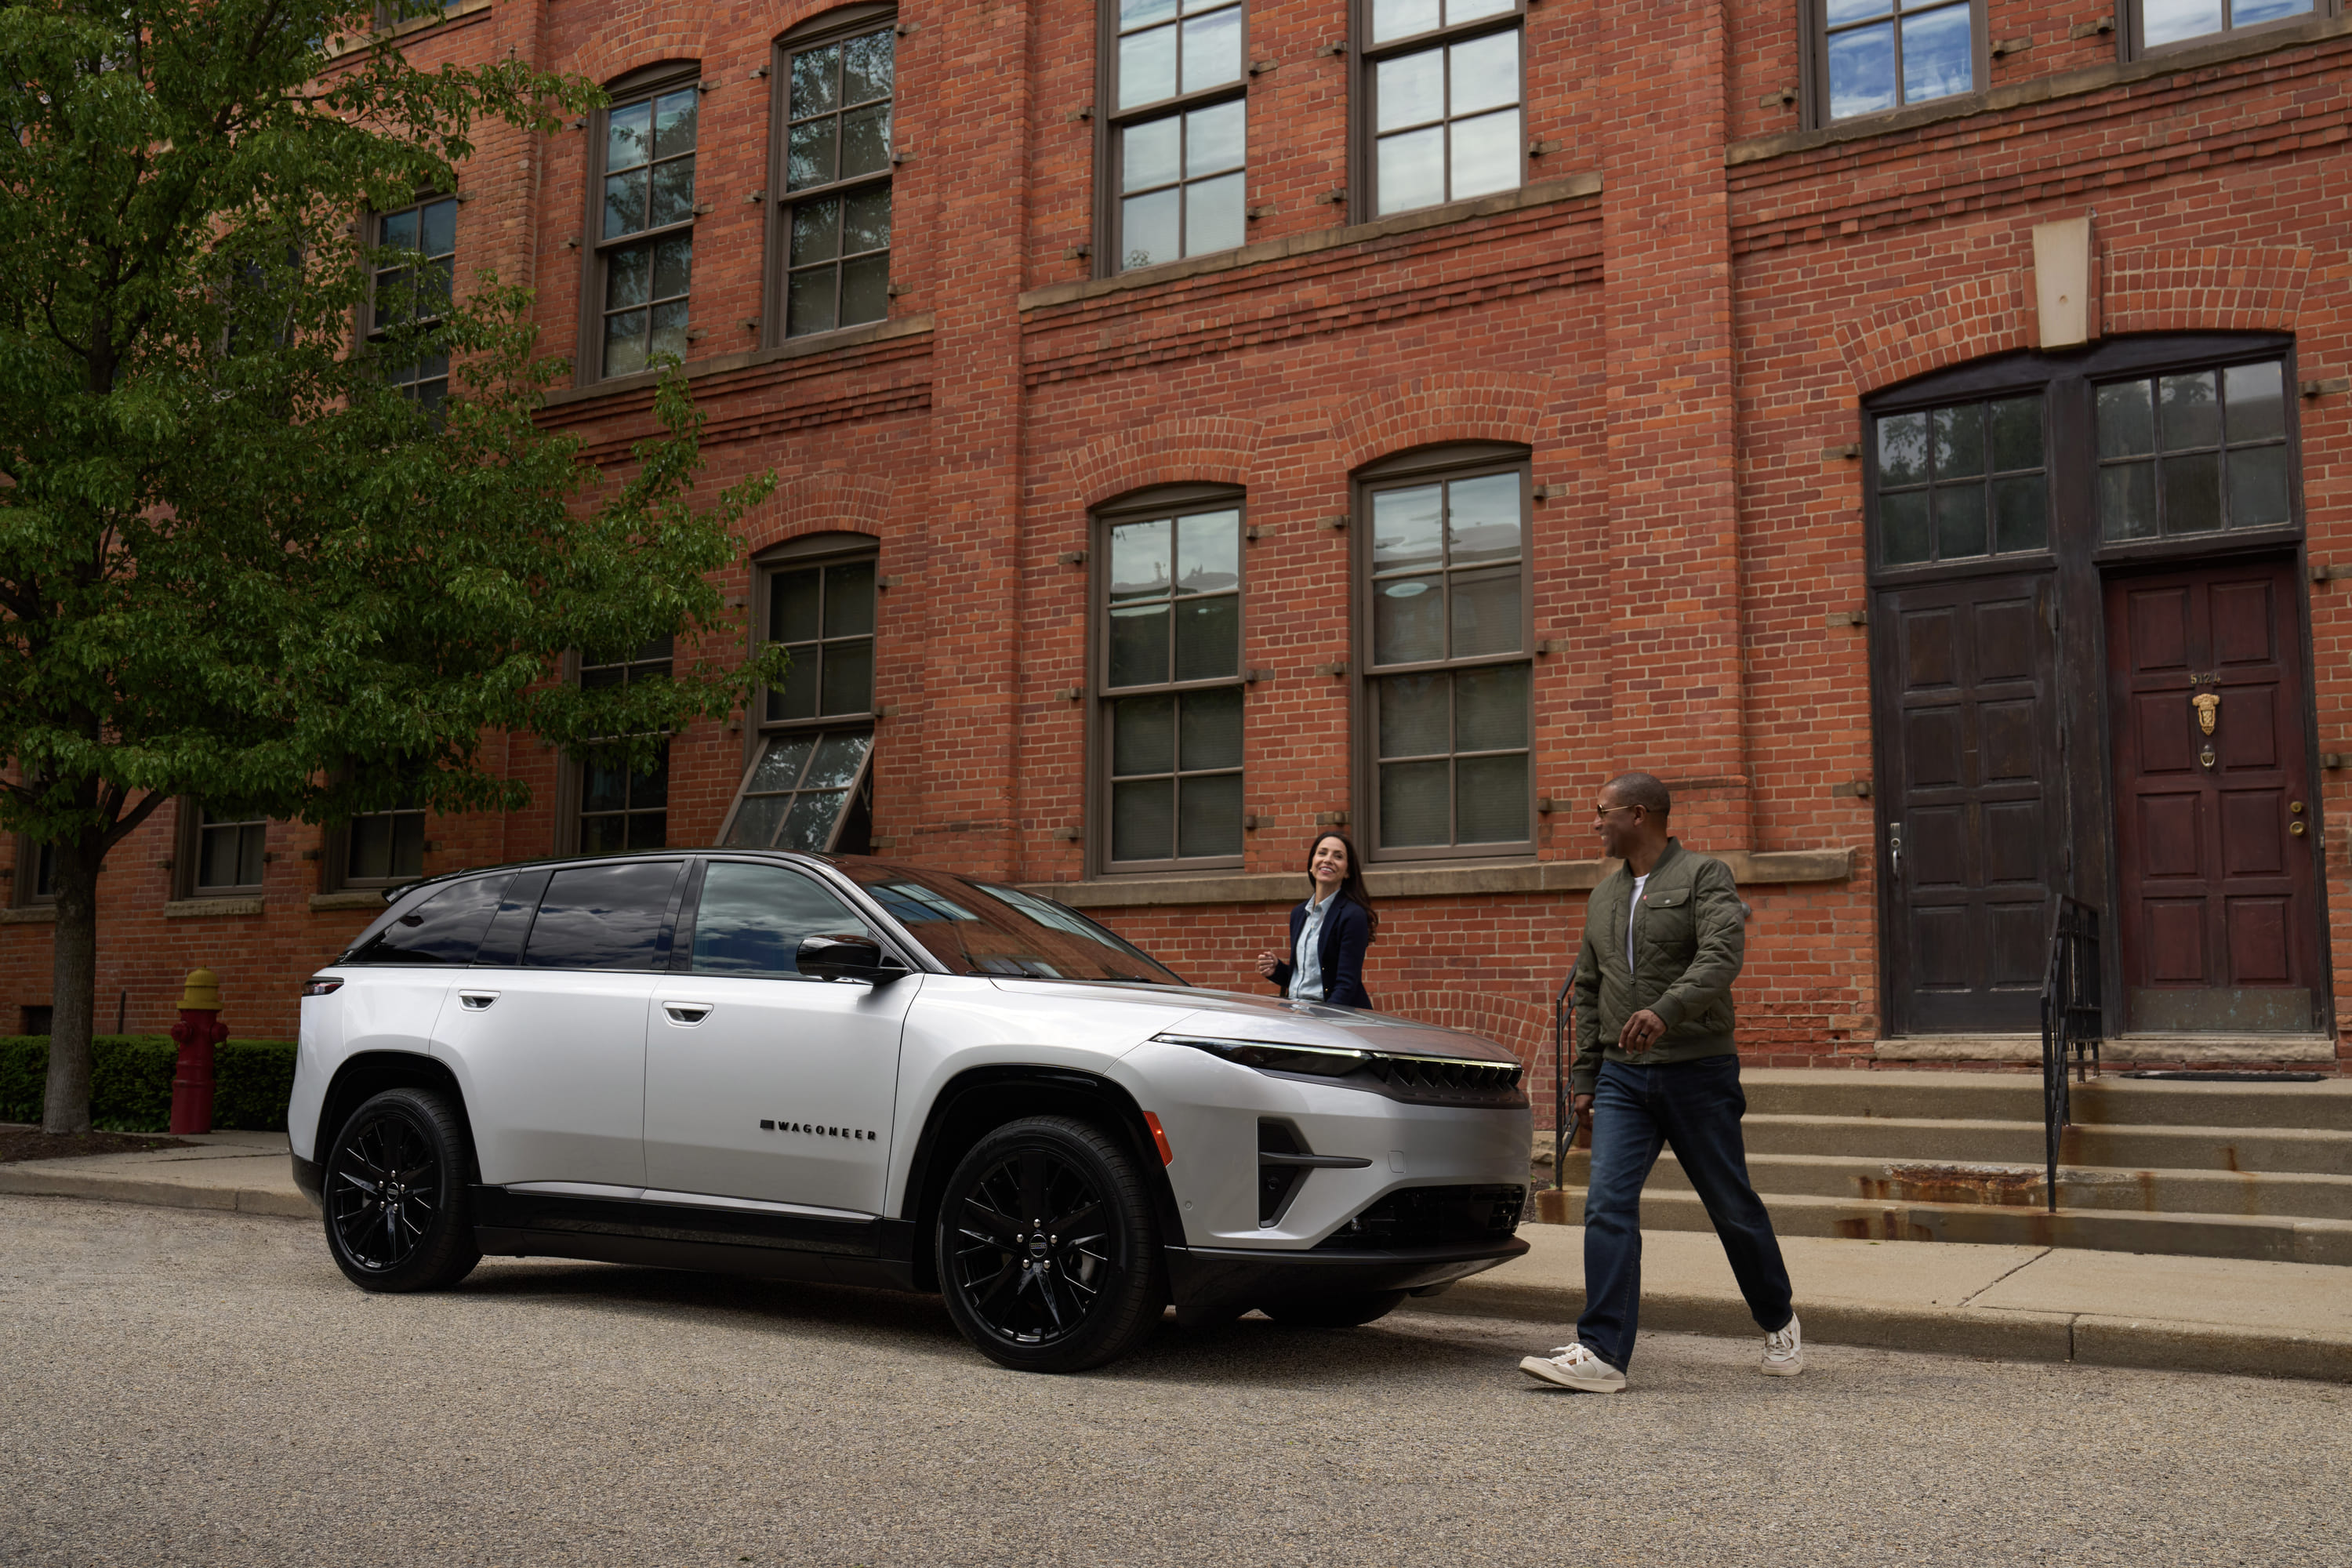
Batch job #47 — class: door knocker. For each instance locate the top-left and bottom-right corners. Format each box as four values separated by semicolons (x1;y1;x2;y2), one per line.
2191;691;2220;769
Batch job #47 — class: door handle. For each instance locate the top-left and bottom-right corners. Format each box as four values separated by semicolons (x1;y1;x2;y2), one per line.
1887;822;1904;878
662;1002;712;1025
457;992;499;1011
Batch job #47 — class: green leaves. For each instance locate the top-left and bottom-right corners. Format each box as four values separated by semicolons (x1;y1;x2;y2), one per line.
0;0;779;844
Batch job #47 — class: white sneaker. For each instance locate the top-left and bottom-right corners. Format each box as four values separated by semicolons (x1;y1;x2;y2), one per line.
1761;1314;1803;1376
1518;1343;1628;1393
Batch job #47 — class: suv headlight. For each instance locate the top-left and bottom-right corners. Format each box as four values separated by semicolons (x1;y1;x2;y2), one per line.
1156;1033;1368;1078
1155;1032;1527;1104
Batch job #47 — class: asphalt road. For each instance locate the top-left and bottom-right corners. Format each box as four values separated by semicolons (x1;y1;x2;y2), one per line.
3;1196;2346;1568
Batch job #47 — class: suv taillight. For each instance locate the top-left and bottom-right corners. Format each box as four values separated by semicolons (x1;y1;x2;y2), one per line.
300;977;343;997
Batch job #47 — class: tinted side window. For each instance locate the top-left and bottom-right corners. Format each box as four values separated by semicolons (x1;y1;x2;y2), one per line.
522;862;684;971
348;875;514;966
688;862;878;976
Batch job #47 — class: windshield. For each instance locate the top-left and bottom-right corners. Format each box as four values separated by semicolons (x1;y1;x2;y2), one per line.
837;862;1186;985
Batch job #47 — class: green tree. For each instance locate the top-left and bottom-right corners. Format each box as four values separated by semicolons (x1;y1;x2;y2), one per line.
0;2;783;1133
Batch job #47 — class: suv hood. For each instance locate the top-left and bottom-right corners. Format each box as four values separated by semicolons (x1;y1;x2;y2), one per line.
978;980;1521;1064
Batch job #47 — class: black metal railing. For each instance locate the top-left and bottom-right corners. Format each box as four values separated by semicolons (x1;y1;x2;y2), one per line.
2038;897;2105;1215
1552;960;1578;1192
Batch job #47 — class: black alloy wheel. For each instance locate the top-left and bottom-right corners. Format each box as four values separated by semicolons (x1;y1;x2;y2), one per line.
1260;1290;1410;1328
935;1116;1165;1373
323;1087;481;1293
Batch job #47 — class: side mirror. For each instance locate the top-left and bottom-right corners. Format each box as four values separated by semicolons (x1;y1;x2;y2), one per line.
797;933;909;984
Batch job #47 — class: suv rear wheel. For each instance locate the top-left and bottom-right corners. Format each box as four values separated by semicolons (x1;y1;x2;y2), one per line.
935;1115;1165;1373
323;1087;481;1293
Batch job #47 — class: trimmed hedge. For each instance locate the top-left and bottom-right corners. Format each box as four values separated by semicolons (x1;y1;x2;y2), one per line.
0;1036;297;1131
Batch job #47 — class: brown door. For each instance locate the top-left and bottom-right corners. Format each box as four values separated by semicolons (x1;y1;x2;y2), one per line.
2106;559;2321;1033
1876;572;2064;1034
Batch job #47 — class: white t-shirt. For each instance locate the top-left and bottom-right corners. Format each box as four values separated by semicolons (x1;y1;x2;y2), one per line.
1626;873;1650;972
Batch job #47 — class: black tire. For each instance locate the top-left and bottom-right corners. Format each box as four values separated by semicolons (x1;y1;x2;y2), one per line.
1260;1290;1409;1328
322;1087;481;1293
935;1115;1166;1373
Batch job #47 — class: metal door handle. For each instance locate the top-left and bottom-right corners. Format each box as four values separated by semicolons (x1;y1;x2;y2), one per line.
662;1003;712;1025
458;992;499;1011
1887;822;1904;877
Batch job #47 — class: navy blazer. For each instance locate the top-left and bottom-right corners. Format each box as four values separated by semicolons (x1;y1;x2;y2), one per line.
1267;895;1374;1009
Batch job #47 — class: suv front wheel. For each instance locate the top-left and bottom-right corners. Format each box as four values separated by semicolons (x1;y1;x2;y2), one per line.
936;1116;1165;1373
323;1087;482;1293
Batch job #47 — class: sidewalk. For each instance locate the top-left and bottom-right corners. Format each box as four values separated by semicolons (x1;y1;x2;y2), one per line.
3;1133;2344;1382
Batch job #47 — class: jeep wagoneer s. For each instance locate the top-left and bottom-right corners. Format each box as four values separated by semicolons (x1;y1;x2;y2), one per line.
290;851;1533;1371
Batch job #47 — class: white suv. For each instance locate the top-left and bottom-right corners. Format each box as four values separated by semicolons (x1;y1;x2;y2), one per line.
290;852;1531;1371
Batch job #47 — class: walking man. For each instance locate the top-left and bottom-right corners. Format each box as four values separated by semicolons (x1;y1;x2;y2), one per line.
1519;771;1801;1392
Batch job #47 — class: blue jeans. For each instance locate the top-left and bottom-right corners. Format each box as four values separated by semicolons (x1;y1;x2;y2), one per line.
1577;1054;1793;1371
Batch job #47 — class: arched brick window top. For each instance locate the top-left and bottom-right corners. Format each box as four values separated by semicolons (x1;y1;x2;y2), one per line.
1860;332;2299;578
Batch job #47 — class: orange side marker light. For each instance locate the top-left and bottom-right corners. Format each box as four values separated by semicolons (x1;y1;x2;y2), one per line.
1143;1111;1174;1166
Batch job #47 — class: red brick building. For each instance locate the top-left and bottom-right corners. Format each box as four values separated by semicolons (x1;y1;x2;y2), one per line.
9;0;2351;1094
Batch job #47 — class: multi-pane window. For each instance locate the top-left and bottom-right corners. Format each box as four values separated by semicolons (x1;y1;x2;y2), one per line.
2096;361;2290;540
1363;0;1521;216
13;838;56;906
595;78;698;379
721;539;880;854
725;732;876;852
344;799;426;886
196;809;267;891
768;554;877;722
372;196;454;410
2139;0;2315;50
1106;0;1247;272
1875;395;2049;565
576;639;673;852
1361;456;1531;855
1100;500;1244;868
779;19;895;338
1819;0;1975;122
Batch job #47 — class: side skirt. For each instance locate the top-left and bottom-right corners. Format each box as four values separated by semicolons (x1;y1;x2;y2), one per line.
473;1185;921;1294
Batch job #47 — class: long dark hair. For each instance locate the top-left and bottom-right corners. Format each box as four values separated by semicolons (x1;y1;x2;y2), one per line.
1303;831;1378;940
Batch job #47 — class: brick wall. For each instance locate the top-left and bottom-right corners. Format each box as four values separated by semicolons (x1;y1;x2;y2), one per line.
9;0;2350;1087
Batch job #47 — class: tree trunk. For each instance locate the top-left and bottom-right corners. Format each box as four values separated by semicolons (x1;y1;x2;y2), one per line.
41;834;103;1135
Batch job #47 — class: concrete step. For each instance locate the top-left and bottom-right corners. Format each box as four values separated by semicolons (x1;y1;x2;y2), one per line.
1737;1113;2351;1174
1530;1185;2352;1267
1735;1069;2352;1130
1551;1149;2352;1221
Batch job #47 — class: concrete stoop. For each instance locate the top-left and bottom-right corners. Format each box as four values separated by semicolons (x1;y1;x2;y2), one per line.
1532;1068;2352;1265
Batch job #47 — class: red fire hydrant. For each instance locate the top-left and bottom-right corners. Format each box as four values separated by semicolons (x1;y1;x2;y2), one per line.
169;967;229;1135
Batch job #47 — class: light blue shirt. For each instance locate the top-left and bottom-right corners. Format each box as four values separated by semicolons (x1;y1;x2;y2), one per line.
1289;894;1334;1002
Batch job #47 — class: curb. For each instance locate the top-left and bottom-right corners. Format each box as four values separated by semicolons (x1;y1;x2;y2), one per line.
1420;1272;2352;1384
6;1172;2346;1382
0;1164;316;1219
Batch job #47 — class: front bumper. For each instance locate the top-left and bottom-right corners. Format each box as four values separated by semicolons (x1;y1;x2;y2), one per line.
290;1152;324;1207
1164;1235;1527;1323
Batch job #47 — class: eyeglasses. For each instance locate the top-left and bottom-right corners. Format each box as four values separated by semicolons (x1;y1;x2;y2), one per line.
1591;804;1645;821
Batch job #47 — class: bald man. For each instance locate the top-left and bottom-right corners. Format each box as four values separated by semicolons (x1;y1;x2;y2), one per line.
1519;771;1799;1393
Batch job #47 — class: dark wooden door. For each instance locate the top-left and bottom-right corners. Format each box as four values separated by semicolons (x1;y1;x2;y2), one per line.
1876;572;2064;1033
2107;560;2321;1033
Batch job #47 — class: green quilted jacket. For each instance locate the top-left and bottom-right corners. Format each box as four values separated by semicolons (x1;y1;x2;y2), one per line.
1568;839;1744;1094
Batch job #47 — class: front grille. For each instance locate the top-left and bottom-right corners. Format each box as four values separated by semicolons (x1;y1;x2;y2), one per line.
1358;1053;1525;1105
1316;1184;1527;1250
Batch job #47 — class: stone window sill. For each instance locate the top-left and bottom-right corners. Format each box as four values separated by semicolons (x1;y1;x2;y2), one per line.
310;891;391;912
1019;848;1852;909
163;898;266;919
0;906;57;924
543;313;936;410
1729;13;2352;167
1017;171;1603;314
